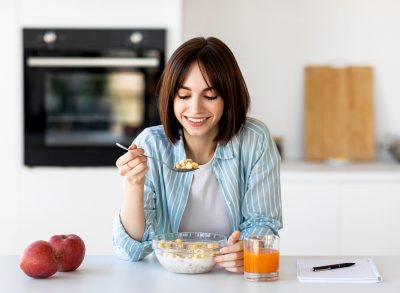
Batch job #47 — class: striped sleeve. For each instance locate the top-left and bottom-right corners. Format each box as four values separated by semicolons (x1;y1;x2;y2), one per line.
112;213;153;261
111;129;158;261
239;120;282;238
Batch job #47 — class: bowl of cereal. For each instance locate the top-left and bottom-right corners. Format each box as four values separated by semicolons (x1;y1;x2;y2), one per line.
152;232;227;274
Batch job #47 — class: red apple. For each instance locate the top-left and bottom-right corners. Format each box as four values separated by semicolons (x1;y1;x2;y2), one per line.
19;240;58;278
49;234;85;272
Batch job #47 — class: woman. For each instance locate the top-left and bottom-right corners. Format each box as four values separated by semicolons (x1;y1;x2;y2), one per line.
113;37;282;273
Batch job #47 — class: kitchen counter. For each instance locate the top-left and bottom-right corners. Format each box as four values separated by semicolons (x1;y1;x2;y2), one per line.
281;161;400;181
1;255;398;293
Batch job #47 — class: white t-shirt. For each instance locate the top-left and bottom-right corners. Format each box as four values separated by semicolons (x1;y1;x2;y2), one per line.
179;158;231;237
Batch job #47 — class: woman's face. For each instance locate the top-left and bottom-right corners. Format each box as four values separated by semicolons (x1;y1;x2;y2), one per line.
173;63;224;142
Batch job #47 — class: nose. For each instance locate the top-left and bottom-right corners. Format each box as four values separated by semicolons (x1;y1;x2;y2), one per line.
189;95;203;112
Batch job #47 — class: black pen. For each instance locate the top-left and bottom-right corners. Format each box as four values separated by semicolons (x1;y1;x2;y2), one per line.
312;262;355;271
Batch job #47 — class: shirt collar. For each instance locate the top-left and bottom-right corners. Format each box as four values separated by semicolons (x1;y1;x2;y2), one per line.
174;136;186;161
214;140;235;160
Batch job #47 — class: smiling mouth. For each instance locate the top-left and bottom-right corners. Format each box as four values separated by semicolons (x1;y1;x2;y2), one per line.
186;117;209;123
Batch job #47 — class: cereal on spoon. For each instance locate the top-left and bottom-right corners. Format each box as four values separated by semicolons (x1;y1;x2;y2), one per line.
175;159;199;170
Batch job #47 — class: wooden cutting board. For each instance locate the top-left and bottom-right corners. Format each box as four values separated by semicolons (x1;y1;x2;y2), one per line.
305;66;375;161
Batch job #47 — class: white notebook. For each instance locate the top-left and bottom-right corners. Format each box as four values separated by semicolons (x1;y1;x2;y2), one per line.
297;258;382;283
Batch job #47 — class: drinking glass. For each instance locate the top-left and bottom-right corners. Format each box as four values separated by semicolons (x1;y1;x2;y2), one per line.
243;234;280;282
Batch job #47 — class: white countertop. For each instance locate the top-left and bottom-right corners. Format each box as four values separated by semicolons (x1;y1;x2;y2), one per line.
281;161;400;181
282;161;400;172
1;255;398;293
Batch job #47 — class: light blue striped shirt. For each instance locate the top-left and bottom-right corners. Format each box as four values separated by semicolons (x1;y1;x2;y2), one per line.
112;117;282;261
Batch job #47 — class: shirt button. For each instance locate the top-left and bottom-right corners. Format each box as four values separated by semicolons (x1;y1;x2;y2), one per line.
226;201;231;205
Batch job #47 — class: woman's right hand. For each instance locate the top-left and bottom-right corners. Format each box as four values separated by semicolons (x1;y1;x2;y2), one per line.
116;144;148;186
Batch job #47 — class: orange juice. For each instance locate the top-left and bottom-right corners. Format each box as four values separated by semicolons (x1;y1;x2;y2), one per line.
244;248;279;273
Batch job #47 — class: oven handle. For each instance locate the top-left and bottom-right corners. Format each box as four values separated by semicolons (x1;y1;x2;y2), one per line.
27;57;159;68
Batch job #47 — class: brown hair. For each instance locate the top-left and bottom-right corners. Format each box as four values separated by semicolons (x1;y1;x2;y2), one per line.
156;37;250;144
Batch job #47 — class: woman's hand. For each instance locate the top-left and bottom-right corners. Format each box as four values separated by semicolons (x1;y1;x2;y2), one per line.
115;144;148;186
214;230;244;273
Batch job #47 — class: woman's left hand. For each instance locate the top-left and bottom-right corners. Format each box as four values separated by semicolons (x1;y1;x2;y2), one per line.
214;230;243;273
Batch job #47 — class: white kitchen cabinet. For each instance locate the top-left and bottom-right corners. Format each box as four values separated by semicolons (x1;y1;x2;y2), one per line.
279;162;400;256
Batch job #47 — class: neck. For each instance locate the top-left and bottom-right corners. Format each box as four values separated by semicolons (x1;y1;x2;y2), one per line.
183;134;218;165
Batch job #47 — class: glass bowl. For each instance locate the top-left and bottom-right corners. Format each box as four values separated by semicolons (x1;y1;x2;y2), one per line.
152;232;227;274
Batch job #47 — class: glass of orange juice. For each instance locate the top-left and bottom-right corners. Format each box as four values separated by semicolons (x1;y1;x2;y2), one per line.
243;235;280;282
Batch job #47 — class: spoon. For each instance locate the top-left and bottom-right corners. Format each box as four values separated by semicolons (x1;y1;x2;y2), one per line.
115;143;196;173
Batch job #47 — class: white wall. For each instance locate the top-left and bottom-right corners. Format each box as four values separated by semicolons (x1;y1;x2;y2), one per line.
0;0;182;255
183;0;400;160
2;0;400;256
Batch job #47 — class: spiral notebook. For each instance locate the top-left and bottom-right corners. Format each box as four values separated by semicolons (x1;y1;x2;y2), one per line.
297;258;382;283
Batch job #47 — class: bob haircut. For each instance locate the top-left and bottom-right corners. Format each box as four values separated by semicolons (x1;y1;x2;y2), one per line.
156;37;250;145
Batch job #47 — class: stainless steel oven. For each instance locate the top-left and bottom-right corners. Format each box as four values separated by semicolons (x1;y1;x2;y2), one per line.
23;28;165;166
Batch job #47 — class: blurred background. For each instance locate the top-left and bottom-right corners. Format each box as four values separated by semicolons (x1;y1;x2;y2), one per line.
1;0;399;256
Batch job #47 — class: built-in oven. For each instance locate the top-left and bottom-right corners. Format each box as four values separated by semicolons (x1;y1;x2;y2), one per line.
23;29;165;166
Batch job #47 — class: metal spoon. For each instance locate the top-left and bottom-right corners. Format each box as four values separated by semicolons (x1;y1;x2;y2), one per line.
115;143;196;173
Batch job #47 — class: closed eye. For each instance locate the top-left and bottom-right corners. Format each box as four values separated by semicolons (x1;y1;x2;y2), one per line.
204;95;218;100
177;95;190;100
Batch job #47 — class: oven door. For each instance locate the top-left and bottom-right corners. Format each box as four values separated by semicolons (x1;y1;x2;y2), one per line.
24;56;161;166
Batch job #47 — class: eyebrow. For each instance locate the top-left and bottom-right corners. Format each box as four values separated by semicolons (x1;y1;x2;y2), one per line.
179;86;215;92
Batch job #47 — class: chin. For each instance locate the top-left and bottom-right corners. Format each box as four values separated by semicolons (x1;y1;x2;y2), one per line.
184;129;211;138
